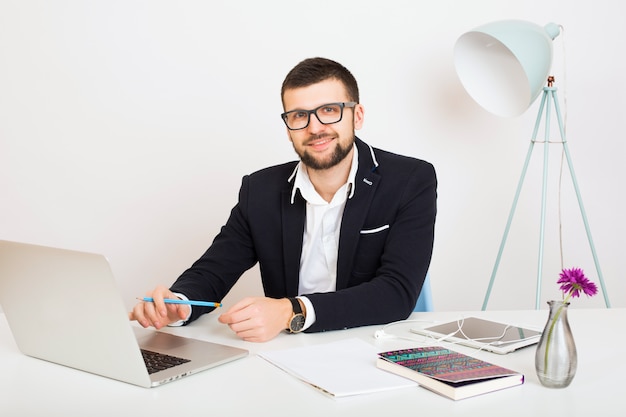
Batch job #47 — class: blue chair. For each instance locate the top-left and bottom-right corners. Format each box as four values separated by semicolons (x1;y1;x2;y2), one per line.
413;272;433;312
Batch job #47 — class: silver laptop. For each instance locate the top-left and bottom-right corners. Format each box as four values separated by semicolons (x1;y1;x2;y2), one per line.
0;240;248;387
410;316;542;354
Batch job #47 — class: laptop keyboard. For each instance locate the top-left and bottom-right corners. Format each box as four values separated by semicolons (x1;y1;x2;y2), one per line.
141;349;191;374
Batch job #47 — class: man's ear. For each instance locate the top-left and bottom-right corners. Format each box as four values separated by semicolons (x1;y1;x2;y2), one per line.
353;103;364;130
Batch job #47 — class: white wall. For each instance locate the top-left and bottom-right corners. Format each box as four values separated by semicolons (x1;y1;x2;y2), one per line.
1;0;624;313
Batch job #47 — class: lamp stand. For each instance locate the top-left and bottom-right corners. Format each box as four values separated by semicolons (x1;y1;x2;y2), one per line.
482;77;611;310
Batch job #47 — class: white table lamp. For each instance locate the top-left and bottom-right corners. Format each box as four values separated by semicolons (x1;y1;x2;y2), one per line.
453;20;610;309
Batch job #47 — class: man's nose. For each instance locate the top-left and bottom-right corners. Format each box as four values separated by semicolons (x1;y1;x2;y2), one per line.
306;112;326;133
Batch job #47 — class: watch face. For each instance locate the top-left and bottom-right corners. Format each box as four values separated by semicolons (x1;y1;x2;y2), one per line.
290;314;305;332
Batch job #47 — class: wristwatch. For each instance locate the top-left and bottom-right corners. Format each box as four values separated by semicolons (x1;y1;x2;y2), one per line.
287;297;306;333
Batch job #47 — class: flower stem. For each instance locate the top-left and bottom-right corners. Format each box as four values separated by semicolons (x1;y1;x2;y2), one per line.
544;300;569;367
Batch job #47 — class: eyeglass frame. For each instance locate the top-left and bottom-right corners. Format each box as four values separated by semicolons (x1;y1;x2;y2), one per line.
280;101;358;131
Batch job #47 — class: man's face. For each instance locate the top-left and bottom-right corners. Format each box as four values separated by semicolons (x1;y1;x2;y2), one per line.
282;79;364;171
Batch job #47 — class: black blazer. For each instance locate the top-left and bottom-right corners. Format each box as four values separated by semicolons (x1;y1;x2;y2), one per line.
170;138;437;332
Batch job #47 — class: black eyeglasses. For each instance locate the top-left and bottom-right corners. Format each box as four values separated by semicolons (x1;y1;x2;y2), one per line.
281;102;357;130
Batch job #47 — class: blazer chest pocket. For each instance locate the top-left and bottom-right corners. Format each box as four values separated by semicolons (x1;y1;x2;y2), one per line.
352;225;390;279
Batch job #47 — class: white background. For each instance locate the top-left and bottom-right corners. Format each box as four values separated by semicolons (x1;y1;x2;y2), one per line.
1;0;623;313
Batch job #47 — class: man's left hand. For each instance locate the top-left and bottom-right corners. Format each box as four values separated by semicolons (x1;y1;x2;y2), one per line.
218;297;292;342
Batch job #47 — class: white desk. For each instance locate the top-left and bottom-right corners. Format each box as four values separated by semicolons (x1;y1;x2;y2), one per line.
1;309;623;416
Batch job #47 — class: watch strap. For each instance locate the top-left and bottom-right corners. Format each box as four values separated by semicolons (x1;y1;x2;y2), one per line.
289;297;302;315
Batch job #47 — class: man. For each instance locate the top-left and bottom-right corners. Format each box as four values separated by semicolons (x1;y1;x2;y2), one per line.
130;57;437;342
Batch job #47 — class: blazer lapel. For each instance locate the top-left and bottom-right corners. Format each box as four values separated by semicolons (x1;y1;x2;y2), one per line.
282;188;306;296
336;143;380;290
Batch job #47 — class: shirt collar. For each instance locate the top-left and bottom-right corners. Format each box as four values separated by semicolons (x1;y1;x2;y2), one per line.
289;143;359;204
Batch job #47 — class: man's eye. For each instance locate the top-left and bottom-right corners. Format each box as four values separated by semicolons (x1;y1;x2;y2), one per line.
292;111;308;120
321;105;340;114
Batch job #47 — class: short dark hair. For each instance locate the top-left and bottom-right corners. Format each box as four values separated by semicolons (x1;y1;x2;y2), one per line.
281;57;360;106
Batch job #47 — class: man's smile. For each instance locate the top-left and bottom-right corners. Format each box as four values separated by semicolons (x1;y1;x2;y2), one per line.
306;136;334;151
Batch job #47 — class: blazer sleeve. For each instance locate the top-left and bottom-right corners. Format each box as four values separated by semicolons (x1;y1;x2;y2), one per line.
168;175;259;323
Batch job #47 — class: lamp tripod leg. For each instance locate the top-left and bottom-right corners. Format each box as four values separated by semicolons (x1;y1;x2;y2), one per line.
533;90;553;310
482;141;535;310
561;141;611;307
483;90;550;310
551;91;610;307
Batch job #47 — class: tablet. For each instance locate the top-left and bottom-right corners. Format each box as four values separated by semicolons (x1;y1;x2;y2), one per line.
410;317;542;354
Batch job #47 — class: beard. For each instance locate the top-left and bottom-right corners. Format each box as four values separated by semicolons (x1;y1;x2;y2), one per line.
295;134;355;171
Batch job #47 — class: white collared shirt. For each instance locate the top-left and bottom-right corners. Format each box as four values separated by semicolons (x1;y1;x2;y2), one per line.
289;144;359;329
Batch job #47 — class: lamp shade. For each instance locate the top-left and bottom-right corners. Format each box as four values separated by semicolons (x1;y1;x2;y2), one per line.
454;20;561;117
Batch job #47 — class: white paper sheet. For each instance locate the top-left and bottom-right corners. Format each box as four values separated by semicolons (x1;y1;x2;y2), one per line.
257;338;417;397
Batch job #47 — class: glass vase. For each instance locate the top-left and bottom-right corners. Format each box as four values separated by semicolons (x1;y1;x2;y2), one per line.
534;300;577;388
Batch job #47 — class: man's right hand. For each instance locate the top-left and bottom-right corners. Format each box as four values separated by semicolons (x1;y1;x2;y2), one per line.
128;285;190;329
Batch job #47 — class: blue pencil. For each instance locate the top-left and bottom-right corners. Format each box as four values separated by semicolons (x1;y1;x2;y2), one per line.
139;297;221;308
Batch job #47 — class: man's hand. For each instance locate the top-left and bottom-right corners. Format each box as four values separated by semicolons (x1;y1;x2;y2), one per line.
218;297;293;342
128;285;190;329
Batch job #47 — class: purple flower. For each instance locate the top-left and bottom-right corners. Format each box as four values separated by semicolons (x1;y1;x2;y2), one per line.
557;267;598;300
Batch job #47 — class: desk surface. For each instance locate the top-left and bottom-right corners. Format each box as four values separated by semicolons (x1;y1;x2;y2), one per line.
1;308;623;416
